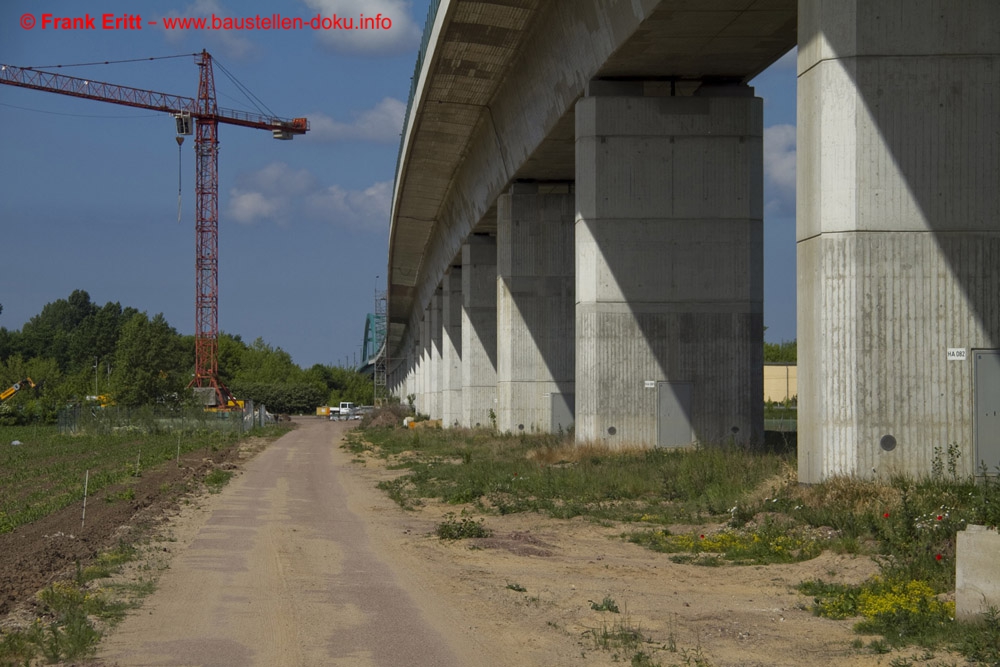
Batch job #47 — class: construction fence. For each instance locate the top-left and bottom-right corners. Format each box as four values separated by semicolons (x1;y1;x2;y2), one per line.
58;400;273;436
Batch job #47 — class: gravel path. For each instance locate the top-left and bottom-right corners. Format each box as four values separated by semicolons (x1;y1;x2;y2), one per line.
97;419;470;666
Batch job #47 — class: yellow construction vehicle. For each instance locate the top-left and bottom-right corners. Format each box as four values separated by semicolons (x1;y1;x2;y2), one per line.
0;378;36;402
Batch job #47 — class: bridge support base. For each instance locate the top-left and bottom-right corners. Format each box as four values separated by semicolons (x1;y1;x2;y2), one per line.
497;183;576;435
574;84;763;447
797;1;1000;482
428;288;443;420
461;234;498;428
442;268;463;428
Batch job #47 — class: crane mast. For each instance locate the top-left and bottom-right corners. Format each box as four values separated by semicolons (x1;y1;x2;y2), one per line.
0;51;308;408
194;52;223;402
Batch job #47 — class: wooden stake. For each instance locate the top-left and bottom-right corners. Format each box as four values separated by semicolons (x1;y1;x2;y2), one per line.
81;470;89;529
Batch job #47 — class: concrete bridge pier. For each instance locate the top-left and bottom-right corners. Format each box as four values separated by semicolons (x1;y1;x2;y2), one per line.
442;267;463;428
405;335;418;410
574;81;764;448
429;287;443;420
496;183;576;434
796;1;1000;482
462;234;498;428
416;312;429;415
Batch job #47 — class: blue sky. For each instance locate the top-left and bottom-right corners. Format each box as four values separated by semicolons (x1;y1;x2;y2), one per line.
1;0;797;370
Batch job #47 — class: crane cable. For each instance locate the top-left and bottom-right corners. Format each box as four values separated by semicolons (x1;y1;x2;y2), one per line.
14;52;280;224
213;57;278;120
176;136;184;223
21;53;198;70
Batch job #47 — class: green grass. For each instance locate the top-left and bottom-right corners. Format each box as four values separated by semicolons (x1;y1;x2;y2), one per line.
582;609;665;664
626;518;823;566
0;539;144;664
590;595;621;613
435;513;492;539
348;428;792;525
204;468;234;493
0;423;275;534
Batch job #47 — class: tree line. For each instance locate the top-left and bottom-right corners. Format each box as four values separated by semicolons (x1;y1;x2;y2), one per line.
764;340;796;363
0;290;372;423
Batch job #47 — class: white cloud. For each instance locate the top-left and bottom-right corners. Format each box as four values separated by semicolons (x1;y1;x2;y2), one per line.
300;0;423;55
160;0;256;59
763;124;796;217
306;181;392;230
239;162;317;196
306;98;405;143
230;190;280;224
226;162;390;231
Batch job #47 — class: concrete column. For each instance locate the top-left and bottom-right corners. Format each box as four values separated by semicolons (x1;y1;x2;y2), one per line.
418;310;430;416
429;287;443;420
462;234;497;428
403;343;415;409
442;267;463;428
575;82;763;448
409;335;420;411
410;325;421;415
797;2;1000;482
497;183;575;434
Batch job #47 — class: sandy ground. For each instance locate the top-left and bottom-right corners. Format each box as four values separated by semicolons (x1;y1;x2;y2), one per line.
90;419;955;667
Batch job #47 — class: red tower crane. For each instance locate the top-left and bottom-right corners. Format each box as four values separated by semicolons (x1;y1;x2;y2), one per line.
0;51;308;407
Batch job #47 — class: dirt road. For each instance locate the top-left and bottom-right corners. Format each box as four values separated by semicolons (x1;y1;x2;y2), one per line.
98;420;476;666
97;419;948;667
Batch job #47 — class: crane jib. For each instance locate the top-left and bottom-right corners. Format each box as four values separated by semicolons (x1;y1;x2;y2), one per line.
0;63;308;133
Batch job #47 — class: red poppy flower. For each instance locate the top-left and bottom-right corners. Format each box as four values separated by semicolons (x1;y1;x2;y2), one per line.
883;512;890;518
936;554;943;561
937;515;943;521
700;535;705;539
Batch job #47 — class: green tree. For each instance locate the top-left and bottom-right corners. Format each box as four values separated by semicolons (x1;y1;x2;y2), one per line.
320;366;373;406
0;326;14;363
217;332;247;386
764;340;796;363
66;301;137;372
18;290;98;370
228;381;326;414
233;337;303;385
110;312;187;407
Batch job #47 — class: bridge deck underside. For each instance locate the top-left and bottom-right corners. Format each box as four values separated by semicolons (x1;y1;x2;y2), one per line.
388;0;796;357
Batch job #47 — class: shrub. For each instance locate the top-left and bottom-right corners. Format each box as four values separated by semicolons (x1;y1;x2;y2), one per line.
436;513;491;540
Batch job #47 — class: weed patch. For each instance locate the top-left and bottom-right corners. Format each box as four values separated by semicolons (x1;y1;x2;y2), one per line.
626;520;822;566
436;513;491;540
590;595;621;613
582;609;667;664
204;468;233;493
352;427;790;525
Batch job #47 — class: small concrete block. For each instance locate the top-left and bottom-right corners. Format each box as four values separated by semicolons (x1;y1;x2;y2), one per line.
956;525;1000;622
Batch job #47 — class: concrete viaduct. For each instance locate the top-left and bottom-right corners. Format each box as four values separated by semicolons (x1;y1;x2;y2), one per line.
383;0;1000;483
